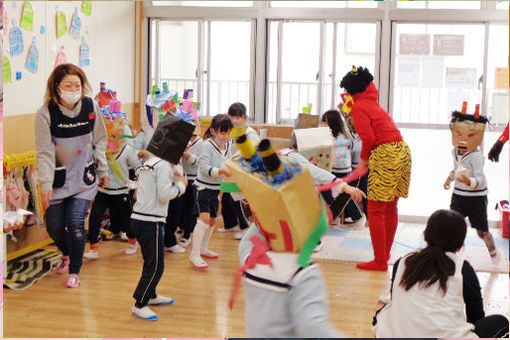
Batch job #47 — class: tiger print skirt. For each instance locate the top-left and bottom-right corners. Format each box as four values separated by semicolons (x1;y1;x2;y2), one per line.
368;141;412;202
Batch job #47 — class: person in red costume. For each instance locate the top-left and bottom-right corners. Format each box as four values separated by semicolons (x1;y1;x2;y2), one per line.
340;66;412;271
488;122;509;162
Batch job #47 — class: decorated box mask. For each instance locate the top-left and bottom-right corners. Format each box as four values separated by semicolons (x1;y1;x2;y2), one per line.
450;102;488;152
293;127;335;172
226;140;327;260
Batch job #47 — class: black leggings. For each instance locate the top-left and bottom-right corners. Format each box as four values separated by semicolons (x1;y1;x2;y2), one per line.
474;314;509;338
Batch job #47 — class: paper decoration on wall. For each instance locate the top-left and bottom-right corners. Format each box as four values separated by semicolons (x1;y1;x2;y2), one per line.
56;7;67;39
40;25;45;34
82;1;92;16
3;56;12;83
12;2;17;9
16;71;22;81
25;37;38;73
69;7;81;40
79;36;90;67
3;7;8;36
20;1;33;31
9;18;24;56
55;45;67;68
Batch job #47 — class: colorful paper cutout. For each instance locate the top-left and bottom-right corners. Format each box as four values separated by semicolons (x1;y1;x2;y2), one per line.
3;7;8;36
16;71;22;81
82;1;92;16
55;45;67;68
3;56;12;83
20;1;33;31
79;36;90;67
40;25;45;34
12;2;17;9
68;7;81;40
56;7;67;39
9;19;24;56
25;36;38;72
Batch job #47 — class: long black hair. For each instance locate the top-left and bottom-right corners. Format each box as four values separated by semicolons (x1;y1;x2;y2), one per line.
340;66;374;96
321;110;346;138
203;114;233;140
399;209;467;295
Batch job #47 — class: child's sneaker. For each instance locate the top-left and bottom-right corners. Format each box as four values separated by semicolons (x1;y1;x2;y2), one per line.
148;294;174;306
57;255;70;274
217;225;240;233
234;229;247;240
126;242;138;255
83;249;99;260
120;232;129;241
165;244;185;253
314;240;323;253
178;238;191;248
66;274;80;288
131;305;158;321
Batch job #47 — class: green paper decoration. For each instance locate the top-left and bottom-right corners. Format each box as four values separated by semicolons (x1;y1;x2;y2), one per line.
56;10;67;38
82;1;92;16
20;1;34;31
220;182;241;193
3;56;12;83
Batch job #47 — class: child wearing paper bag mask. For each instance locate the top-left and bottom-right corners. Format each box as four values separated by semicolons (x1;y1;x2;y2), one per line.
444;103;500;262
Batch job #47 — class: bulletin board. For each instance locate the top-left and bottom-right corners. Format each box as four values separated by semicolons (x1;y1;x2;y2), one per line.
3;1;95;116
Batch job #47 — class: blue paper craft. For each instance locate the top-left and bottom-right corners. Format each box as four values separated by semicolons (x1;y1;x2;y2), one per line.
16;71;22;81
25;36;38;72
40;25;45;34
12;2;17;9
10;19;24;56
79;36;90;67
68;7;81;40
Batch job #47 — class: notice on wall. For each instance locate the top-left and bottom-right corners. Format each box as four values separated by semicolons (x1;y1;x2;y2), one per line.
398;57;421;87
445;68;477;89
492;92;509;125
433;35;464;56
494;67;509;89
399;34;430;55
421;57;444;88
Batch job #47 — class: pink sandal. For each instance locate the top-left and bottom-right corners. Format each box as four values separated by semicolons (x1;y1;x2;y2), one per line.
66;274;80;288
57;255;70;275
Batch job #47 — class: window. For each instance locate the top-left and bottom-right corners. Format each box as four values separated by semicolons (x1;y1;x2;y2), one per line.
270;1;378;8
152;1;253;7
486;24;509;126
397;1;481;9
323;22;377;112
392;23;485;124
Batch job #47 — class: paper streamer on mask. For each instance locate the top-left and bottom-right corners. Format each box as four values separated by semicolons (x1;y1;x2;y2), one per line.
25;36;38;73
9;18;24;56
68;7;81;40
20;1;33;31
106;152;124;182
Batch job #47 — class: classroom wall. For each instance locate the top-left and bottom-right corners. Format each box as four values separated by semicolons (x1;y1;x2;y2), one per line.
3;1;136;154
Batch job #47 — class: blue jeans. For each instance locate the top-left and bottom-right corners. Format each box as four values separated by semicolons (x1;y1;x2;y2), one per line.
45;197;91;274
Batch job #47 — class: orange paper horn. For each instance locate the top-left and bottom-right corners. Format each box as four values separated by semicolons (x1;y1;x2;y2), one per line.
461;101;468;114
474;104;480;118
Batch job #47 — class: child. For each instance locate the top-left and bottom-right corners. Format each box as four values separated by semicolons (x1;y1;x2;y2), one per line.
85;119;142;259
227;140;363;337
373;209;509;338
221;102;261;240
283;132;365;222
164;117;203;252
190;114;233;269
321;109;365;227
444;106;498;260
340;66;412;271
130;151;187;320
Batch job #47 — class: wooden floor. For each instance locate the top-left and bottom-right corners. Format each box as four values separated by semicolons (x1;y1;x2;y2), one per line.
4;227;509;338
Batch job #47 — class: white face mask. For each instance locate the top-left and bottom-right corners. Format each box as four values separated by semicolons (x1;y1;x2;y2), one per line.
59;89;82;106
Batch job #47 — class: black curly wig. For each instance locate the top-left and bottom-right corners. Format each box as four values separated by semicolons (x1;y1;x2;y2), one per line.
340;66;374;95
